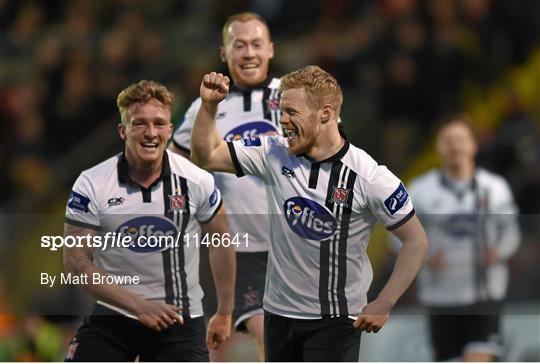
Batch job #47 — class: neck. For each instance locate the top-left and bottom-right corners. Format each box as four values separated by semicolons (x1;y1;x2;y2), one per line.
125;150;163;188
307;122;344;162
443;162;475;181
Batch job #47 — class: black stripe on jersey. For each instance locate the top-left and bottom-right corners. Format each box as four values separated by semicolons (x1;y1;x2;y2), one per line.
171;174;181;307
178;177;191;315
319;161;343;316
309;163;320;189
337;167;357;316
227;142;245;177
262;87;272;123
162;172;175;305
319;239;331;316
243;91;252;112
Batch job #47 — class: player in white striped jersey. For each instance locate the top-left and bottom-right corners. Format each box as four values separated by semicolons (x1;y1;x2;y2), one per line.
63;80;235;361
190;66;429;361
169;12;279;361
408;116;520;361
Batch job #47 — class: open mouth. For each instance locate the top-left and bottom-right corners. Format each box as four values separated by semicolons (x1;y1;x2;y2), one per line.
140;142;159;150
240;63;259;70
283;128;298;140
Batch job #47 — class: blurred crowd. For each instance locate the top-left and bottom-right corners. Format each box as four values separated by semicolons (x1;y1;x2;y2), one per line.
1;0;540;209
1;0;539;360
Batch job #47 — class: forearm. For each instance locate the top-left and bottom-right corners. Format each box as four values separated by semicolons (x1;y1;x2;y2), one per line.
63;223;143;314
377;237;427;309
191;102;224;168
209;245;236;314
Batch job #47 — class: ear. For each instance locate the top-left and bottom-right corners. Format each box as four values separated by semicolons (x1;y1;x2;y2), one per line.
167;122;173;140
320;104;333;123
118;123;126;141
220;46;227;63
268;41;274;60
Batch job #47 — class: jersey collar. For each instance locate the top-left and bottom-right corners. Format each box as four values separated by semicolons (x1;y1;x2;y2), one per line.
117;151;171;188
297;125;350;165
229;75;274;92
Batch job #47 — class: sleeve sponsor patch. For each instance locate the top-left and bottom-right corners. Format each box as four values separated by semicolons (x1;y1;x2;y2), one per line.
209;188;219;207
68;191;91;213
384;182;409;215
241;137;261;147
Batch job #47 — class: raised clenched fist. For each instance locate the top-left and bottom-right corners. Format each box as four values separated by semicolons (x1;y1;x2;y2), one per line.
200;72;230;105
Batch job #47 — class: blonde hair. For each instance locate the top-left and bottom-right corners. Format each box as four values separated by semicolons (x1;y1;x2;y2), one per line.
222;12;270;45
280;65;343;115
116;80;173;124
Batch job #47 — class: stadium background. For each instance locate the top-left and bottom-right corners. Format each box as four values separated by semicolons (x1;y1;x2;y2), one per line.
0;0;539;361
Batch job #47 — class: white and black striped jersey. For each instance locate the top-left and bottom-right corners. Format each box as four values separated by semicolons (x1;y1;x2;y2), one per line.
65;150;222;318
227;135;415;318
409;168;520;306
172;77;282;253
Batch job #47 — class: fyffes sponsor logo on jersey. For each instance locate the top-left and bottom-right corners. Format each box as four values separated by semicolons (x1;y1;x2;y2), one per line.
116;216;178;253
284;197;337;240
224;121;278;142
443;214;478;238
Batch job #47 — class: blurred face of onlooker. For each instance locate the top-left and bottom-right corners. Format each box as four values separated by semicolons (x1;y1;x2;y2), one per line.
220;19;274;88
436;121;477;170
118;99;173;166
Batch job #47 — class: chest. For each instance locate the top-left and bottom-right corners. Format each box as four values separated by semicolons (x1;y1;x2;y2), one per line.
216;91;282;141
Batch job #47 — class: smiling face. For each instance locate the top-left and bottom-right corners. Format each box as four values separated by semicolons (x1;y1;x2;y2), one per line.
221;19;274;88
436;121;477;169
118;99;173;165
280;87;320;155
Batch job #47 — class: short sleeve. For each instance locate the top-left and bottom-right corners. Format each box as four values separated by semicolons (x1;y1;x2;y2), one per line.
365;166;415;230
195;171;223;224
172;98;201;152
493;178;518;214
227;136;269;178
65;173;100;230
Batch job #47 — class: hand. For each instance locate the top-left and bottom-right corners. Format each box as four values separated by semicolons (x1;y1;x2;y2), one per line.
206;313;232;350
133;299;183;331
353;299;391;333
425;249;446;271
200;72;230;105
483;246;499;266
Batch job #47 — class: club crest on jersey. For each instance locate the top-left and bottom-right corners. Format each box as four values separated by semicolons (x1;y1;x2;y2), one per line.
168;194;186;212
330;187;350;206
266;98;280;111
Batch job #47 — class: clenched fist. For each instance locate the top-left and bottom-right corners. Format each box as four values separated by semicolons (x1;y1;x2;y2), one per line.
201;72;230;105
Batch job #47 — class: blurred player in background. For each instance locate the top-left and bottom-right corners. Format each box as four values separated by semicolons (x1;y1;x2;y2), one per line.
408;115;521;361
169;12;278;361
63;80;235;361
190;66;428;361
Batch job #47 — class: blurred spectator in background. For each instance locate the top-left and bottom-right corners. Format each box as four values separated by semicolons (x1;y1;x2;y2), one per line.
405;116;521;361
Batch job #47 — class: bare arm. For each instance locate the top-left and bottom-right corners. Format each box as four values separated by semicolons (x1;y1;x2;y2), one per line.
63;222;182;330
201;205;236;349
355;215;428;332
190;72;235;173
